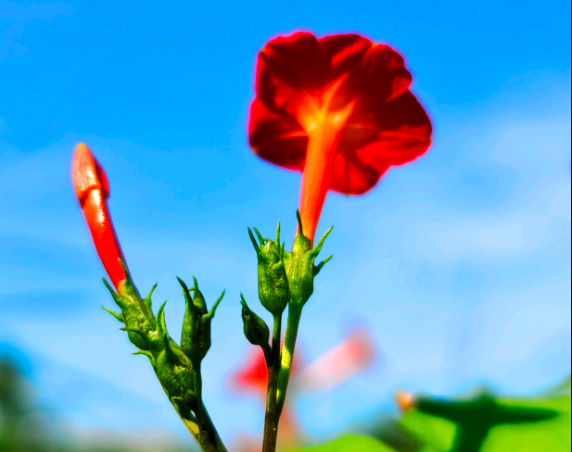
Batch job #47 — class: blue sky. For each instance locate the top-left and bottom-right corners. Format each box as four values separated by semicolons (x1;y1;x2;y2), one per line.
0;0;571;447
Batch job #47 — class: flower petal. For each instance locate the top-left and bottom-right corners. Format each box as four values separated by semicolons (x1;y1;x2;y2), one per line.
356;44;413;112
249;99;308;170
256;32;325;116
318;34;371;110
331;91;432;194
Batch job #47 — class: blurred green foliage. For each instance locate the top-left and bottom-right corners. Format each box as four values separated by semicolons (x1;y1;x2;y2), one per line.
0;358;45;452
400;378;571;452
0;357;192;452
290;377;571;452
2;353;570;452
287;435;396;452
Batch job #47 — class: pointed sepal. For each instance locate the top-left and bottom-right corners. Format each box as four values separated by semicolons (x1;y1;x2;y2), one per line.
284;212;334;307
102;305;124;323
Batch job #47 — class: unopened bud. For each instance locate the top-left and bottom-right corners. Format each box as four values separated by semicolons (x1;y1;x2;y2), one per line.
240;294;271;349
178;277;224;368
248;223;290;315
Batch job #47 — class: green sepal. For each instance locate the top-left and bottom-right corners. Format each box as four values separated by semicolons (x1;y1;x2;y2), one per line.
205;290;225;321
101;259;156;350
248;222;290;315
143;283;158;311
178;276;225;369
133;350;156;366
102;305;124;323
240;294;271;357
284;211;334;307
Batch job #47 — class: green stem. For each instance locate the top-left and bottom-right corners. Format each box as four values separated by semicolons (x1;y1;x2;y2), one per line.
276;303;303;416
262;314;283;452
195;401;227;452
191;367;228;452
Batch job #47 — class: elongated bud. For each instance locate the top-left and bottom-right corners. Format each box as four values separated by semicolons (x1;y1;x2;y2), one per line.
240;294;271;350
284;211;333;307
248;223;290;315
72;143;127;289
179;277;224;368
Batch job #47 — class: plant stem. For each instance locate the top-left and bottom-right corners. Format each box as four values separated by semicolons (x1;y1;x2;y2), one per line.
276;304;303;416
191;366;228;452
262;314;283;452
195;401;228;452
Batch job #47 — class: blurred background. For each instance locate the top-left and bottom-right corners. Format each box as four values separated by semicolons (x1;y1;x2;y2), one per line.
0;0;570;450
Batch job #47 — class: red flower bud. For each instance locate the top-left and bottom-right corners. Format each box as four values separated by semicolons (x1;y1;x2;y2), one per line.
249;32;432;241
72;143;127;290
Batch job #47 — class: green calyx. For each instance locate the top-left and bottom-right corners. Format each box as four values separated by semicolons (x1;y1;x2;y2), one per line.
240;294;271;357
178;277;225;369
283;211;333;307
102;260;156;350
248;223;290;315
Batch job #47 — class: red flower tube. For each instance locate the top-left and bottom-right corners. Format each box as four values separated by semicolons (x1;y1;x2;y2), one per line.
72;143;127;290
249;32;432;241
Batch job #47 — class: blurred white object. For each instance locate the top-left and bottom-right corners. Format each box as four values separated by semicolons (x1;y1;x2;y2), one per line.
295;328;377;393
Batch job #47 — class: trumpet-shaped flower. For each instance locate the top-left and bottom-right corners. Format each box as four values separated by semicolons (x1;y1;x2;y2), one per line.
249;32;432;241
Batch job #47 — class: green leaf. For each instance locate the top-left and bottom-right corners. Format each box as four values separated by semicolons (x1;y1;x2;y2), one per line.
400;377;572;452
482;395;571;451
401;409;455;452
287;434;397;452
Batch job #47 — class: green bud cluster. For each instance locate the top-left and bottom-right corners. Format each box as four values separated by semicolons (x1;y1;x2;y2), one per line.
242;212;334;421
102;260;224;422
246;215;333;315
242;213;333;356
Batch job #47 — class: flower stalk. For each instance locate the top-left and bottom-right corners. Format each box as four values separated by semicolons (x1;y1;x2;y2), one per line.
262;314;282;452
276;303;303;416
246;215;333;451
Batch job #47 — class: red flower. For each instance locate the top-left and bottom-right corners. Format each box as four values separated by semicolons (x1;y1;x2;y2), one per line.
72;143;127;290
249;32;432;241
